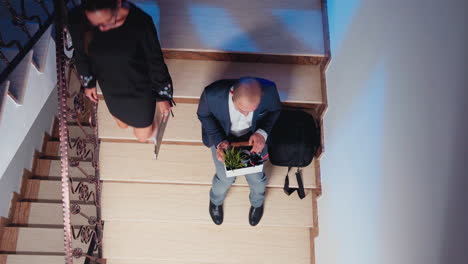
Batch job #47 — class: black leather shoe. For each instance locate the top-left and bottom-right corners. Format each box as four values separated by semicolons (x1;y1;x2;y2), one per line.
209;201;223;225
249;204;264;226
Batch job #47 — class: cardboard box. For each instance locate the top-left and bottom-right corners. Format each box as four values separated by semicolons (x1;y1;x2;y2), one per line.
225;163;264;178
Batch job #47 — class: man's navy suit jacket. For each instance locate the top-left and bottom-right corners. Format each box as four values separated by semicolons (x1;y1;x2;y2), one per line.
197;78;282;148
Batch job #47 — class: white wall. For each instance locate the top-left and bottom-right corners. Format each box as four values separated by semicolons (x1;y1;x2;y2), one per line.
0;29;56;181
0;90;57;217
316;0;468;264
0;27;57;217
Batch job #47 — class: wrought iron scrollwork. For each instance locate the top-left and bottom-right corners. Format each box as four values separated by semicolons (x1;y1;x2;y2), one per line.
54;0;104;263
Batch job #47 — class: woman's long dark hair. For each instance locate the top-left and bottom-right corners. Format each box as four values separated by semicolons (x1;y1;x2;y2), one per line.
81;0;125;54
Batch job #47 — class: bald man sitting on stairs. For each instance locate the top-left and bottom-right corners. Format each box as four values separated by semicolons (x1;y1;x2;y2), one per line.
197;77;282;226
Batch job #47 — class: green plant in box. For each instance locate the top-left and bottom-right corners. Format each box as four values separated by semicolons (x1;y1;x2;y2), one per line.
224;147;246;170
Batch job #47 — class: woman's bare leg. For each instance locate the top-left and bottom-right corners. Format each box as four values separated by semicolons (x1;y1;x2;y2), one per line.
112;115;129;129
133;125;153;143
114;103;162;143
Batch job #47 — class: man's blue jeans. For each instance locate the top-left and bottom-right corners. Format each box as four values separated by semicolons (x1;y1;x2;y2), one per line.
209;146;267;208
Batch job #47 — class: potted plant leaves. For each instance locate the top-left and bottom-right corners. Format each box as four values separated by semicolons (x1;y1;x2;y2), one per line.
223;142;268;177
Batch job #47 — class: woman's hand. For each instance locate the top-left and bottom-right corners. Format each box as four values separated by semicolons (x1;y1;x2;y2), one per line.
158;100;172;121
85;87;98;103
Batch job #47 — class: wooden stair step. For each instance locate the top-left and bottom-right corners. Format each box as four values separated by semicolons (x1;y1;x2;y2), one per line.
0;227;87;253
103;221;313;264
106;259;187;264
42;141;94;159
99;102;201;142
23;179;96;201
100;142;318;189
11;202;96;226
0;255;85;264
98;59;324;104
67;125;95;140
35;159;94;179
102;182;315;228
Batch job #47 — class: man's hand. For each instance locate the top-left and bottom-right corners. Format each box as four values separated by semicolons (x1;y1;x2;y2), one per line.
249;133;265;153
85;87;98;103
158;101;172;121
216;140;230;163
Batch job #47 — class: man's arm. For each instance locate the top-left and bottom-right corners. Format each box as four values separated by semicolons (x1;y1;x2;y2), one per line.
197;89;227;147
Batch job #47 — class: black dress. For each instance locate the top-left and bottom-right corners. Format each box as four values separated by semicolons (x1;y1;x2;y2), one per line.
67;3;173;128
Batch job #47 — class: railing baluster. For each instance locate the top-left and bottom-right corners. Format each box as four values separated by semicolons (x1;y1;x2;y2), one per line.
54;0;74;262
55;0;105;263
1;0;104;261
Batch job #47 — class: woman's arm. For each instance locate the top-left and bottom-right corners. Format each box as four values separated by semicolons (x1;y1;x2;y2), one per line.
67;9;98;102
141;15;174;106
67;10;96;89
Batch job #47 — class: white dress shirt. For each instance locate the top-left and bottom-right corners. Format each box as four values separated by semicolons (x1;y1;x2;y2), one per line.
228;90;268;140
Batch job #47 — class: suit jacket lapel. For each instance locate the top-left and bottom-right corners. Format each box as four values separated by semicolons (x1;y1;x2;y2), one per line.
219;88;231;134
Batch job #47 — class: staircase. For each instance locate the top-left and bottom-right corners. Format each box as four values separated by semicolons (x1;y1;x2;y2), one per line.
0;0;329;263
0;120;89;264
96;0;328;263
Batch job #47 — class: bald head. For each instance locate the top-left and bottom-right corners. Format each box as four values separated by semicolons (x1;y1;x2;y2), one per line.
232;78;262;115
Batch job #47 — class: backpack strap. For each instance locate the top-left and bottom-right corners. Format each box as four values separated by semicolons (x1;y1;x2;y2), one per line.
283;167;294;195
283;167;307;199
295;168;306;199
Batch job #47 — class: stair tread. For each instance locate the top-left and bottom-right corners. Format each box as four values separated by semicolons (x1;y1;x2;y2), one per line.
44;126;96;157
106;260;190;264
99;102;201;142
100;142;318;189
0;227;87;253
97;59;323;104
103;221;313;264
0;255;85;264
36;159;95;179
102;182;315;227
150;0;324;56
23;180;96;201
12;202;96;226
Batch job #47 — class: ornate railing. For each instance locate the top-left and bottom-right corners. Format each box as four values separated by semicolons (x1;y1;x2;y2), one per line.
0;0;54;88
0;0;104;262
54;0;105;263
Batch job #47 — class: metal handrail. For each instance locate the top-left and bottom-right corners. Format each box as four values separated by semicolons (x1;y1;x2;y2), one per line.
54;0;105;263
0;0;55;85
0;0;104;262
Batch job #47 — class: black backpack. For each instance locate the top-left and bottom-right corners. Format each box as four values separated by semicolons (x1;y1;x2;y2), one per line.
269;110;321;199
